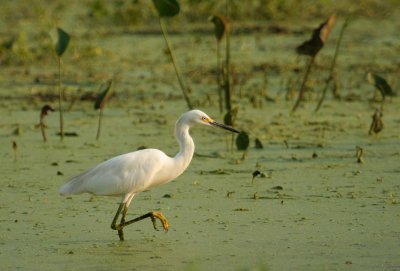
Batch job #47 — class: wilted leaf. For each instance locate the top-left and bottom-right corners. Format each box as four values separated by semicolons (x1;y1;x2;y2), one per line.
152;0;180;17
255;138;263;149
367;72;395;97
369;109;383;135
94;80;113;110
320;14;336;43
52;27;70;57
40;105;55;118
209;15;229;42
296;14;336;57
236;131;250;151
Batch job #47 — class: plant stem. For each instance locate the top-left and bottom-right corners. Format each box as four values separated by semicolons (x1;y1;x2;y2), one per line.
315;17;349;112
380;95;385;112
158;17;193;110
40;119;47;142
224;0;232;113
12;141;17;162
217;41;223;113
291;55;315;113
96;108;103;140
57;57;64;141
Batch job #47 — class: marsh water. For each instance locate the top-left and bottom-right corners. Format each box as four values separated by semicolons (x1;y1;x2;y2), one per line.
1;3;399;271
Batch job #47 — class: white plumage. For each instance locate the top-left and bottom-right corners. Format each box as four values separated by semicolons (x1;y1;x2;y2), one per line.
60;149;176;199
59;109;239;240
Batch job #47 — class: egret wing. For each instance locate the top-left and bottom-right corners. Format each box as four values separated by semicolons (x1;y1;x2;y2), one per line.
59;149;169;196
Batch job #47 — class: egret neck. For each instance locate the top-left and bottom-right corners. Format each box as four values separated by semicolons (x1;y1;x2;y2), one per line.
173;117;195;174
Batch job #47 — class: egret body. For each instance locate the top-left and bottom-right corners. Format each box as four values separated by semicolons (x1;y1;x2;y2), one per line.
59;109;239;240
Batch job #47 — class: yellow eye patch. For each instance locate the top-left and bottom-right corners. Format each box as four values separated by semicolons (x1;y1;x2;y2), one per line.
201;116;211;123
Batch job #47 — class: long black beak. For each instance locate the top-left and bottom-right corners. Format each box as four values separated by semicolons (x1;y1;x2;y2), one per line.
210;121;240;133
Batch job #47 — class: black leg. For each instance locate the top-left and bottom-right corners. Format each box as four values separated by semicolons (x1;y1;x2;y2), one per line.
111;203;124;230
110;203;170;241
110;203;125;241
122;211;169;232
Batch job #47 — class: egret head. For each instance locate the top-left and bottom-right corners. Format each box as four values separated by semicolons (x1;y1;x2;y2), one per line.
182;110;240;133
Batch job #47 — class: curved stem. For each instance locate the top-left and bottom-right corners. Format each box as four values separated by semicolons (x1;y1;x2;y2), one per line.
40;119;47;142
315;17;349;112
217;41;223;113
224;0;232;113
292;55;315;113
57;57;64;141
96;108;103;140
158;17;193;110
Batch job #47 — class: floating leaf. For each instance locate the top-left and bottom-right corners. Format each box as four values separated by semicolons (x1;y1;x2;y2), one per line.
209;15;228;42
94;80;113;110
56;131;79;137
255;138;263;149
152;0;180;17
367;72;395;97
296;14;336;57
236;131;250;151
52;27;70;57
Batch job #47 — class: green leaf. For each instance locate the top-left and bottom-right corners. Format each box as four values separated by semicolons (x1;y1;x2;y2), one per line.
209;15;228;42
224;111;233;126
367;72;395;97
53;27;70;57
152;0;180;17
236;131;250;151
255;138;263;149
94;80;113;110
224;108;239;126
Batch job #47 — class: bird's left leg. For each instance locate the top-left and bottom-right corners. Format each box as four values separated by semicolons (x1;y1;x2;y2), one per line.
122;211;169;232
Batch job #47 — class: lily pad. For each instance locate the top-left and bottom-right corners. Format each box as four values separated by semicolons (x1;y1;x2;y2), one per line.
152;0;180;17
52;27;70;57
236;131;250;151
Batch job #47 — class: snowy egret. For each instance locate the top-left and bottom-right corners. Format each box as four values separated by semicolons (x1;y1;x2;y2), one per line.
59;109;239;240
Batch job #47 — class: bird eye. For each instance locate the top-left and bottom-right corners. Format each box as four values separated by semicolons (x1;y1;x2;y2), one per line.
201;116;208;122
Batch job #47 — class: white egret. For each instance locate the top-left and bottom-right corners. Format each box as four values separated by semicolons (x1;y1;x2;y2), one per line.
59;109;239;240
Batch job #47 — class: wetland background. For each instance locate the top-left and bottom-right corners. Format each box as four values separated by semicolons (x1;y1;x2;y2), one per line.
0;0;399;270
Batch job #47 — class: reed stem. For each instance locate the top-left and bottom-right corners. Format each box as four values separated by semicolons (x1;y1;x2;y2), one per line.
159;17;193;110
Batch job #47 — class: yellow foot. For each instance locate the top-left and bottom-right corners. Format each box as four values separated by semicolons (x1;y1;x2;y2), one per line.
151;211;169;232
